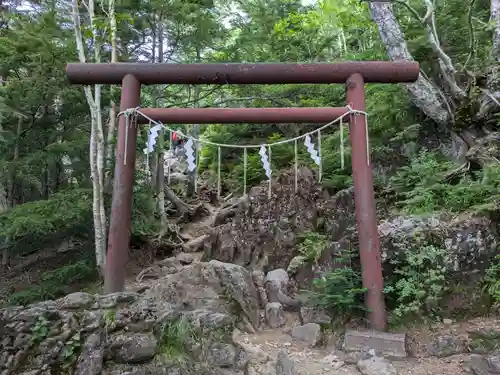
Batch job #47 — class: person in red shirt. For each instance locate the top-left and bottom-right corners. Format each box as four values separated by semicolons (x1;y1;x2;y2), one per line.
172;132;185;149
172;132;187;158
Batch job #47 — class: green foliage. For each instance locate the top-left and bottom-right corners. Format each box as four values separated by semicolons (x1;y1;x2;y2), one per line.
157;317;199;364
303;249;367;323
469;330;500;354
384;245;450;323
483;255;500;303
103;309;117;330
2;259;96;307
297;231;330;264
131;176;161;236
389;151;500;214
59;332;82;370
31;315;50;344
0;188;93;242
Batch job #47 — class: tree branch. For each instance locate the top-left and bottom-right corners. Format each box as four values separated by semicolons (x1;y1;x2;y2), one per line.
390;0;466;100
368;2;450;125
463;0;477;71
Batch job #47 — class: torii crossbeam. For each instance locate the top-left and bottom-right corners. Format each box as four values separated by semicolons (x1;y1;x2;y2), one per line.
66;61;420;331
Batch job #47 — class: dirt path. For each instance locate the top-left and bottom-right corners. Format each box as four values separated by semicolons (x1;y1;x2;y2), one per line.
238;328;469;375
233;312;491;375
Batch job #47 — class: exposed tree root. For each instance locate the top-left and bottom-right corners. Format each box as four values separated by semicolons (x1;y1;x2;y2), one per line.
136;266;159;283
164;184;209;224
182;234;211;253
213;195;249;226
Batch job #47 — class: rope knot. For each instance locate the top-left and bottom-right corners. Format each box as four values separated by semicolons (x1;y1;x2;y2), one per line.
119;106;141;118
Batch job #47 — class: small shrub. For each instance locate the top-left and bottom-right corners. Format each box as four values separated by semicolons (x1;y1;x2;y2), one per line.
297;231;330;264
483;254;500;304
0;188;93;242
303;249;367;324
384;244;450;323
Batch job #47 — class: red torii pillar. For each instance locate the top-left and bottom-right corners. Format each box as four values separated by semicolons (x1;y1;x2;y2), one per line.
66;61;420;331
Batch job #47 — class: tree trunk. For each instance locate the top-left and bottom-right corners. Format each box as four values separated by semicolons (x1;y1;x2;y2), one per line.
491;0;500;62
9;116;22;207
90;0;107;274
187;46;201;197
479;0;500;117
155;16;168;230
0;182;8;272
105;0;118;190
368;2;451;125
71;0;106;274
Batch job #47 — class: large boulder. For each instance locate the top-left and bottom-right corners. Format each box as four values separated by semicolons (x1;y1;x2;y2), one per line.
0;259;262;375
379;214;497;273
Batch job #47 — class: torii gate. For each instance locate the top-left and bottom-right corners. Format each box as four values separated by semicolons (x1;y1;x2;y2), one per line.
66;61;420;331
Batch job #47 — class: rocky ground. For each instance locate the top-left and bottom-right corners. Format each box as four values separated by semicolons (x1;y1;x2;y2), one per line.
2;250;500;375
1;167;499;375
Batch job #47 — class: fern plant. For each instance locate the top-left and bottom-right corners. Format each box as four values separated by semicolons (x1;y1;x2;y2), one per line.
297;231;330;264
303;248;367;324
383;245;450;322
483;254;500;304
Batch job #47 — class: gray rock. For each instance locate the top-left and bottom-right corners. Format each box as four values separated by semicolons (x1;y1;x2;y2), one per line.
97;292;138;309
276;350;297;375
145;260;260;331
265;303;286;328
248;362;276;375
379;215;496;273
287;256;306;275
58;292;95;309
209;260;261;329
218;370;244;375
232;329;270;365
265;269;289;303
427;334;467;357
489;356;500;372
276;290;302;312
466;354;500;375
344;330;407;358
252;270;268;308
0;259;277;374
342;350;374;365
108;333;157;363
13;333;31;348
300;306;330;325
235;347;250;370
291;323;322;347
208;342;237;368
357;356;398;375
74;333;104;375
176;252;194;265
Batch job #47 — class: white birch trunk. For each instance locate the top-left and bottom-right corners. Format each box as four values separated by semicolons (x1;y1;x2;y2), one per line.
491;0;500;63
105;0;118;189
155;17;168;230
479;0;500;116
71;0;106;273
89;0;107;271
